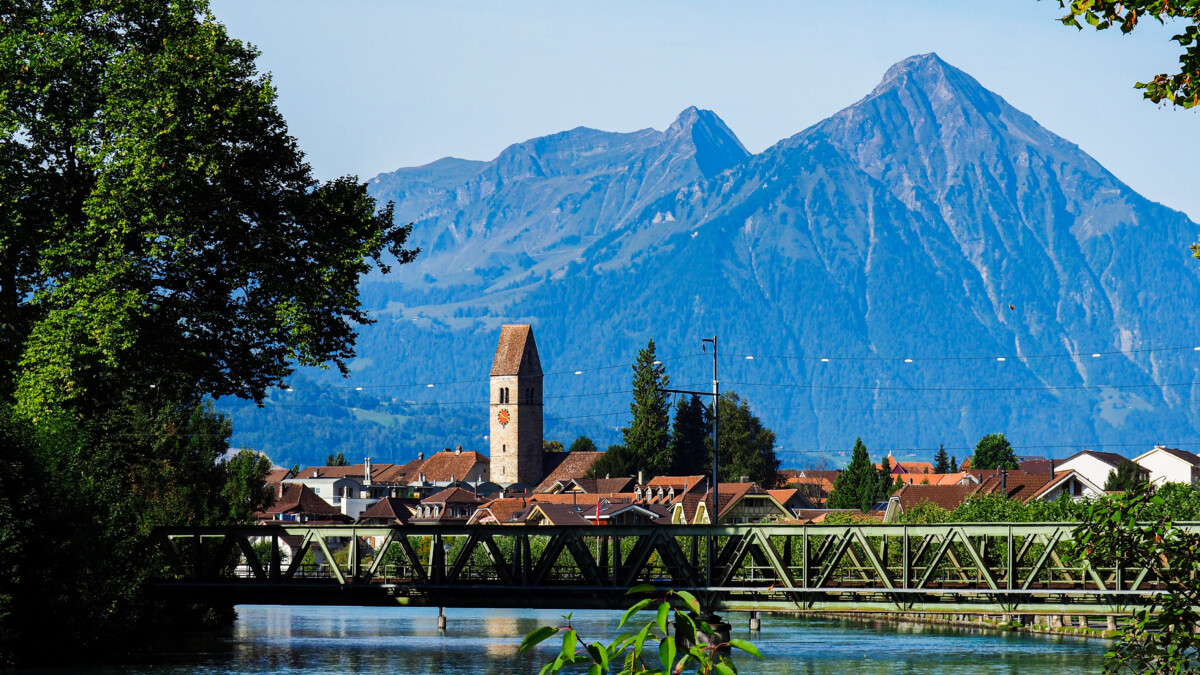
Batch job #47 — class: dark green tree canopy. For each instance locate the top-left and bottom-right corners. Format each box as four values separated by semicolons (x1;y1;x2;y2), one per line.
827;438;888;512
621;339;671;477
933;444;950;473
669;393;708;476
585;444;637;480
971;433;1018;470
1;0;417;416
1104;458;1148;492
542;440;565;453
567;435;597;454
706;392;779;488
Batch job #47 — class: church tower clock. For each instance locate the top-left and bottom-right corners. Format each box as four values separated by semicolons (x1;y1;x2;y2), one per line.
489;325;543;487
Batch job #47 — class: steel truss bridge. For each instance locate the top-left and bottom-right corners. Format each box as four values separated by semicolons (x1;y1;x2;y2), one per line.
152;523;1194;615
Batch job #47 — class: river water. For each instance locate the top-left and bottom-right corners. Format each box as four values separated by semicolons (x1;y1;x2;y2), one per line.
76;605;1106;673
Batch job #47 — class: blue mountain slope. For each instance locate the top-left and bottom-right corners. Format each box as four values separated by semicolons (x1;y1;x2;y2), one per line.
226;54;1200;468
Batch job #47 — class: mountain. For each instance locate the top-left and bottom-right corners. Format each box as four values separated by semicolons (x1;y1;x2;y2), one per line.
223;53;1200;470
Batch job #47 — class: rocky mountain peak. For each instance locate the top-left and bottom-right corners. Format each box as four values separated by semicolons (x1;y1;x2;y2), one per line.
665;106;749;177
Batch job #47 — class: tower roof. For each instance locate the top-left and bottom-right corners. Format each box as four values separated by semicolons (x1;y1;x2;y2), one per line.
490;324;542;376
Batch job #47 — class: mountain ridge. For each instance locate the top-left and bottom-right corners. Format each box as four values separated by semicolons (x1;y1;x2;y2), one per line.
223;54;1200;470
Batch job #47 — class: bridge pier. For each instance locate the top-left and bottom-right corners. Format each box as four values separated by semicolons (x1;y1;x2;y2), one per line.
676;613;731;653
748;611;761;632
437;606;446;631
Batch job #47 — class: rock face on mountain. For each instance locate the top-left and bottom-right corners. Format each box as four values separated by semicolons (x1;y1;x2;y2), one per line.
232;54;1200;467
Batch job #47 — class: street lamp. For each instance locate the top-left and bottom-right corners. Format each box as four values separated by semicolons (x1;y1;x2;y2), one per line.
657;335;719;590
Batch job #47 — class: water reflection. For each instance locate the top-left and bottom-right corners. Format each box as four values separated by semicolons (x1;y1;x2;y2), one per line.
34;606;1108;674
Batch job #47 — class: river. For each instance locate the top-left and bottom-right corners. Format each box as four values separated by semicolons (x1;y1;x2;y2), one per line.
70;606;1107;673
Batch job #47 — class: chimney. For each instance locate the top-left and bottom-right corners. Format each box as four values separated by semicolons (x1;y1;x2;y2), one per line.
312;469;318;478
456;445;462;455
1050;459;1056;474
365;457;372;486
739;475;749;483
443;447;451;454
1000;468;1008;493
637;470;645;485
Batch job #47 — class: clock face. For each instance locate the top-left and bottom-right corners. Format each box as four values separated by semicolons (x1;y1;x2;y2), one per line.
497;409;510;427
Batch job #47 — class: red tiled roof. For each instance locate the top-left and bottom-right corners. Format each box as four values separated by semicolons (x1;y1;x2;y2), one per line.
490;324;542;377
975;471;1057;502
422;486;485;505
893;484;984;512
470;498;533;524
527;503;592;526
357;497;416;524
533;451;605;493
265;468;293;483
266;484;343;517
646;475;707;491
417;450;488;483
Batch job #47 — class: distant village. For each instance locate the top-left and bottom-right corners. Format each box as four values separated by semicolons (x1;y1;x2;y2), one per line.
258;325;1200;531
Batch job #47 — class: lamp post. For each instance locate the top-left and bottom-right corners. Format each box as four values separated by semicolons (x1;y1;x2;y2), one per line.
658;335;719;590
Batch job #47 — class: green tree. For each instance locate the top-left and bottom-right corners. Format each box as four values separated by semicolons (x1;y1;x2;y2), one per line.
542;440;565;453
933;444;950;473
949;455;959;472
669;393;709;476
586;444;637;480
971;433;1018;470
827;438;879;511
1104;458;1147;492
326;451;349;466
2;0;418;417
1077;484;1200;672
221;449;274;522
622;340;671;478
876;455;896;504
706;392;779;487
1055;0;1200;108
567;435;597;453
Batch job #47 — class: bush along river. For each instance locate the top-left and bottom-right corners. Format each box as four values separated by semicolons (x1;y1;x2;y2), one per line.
35;606;1107;674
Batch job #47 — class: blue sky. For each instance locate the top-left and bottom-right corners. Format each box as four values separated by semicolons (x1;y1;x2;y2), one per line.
210;0;1200;220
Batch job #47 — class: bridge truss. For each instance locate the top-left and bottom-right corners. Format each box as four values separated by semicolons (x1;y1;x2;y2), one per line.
152;523;1193;614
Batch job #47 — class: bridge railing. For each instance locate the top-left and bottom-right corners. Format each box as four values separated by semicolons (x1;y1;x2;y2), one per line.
151;523;1200;613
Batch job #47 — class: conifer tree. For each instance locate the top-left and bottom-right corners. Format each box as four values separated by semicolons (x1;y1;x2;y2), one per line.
933;445;951;473
1105;459;1147;492
950;456;959;472
827;438;878;511
669;394;708;476
622;340;672;477
568;436;597;454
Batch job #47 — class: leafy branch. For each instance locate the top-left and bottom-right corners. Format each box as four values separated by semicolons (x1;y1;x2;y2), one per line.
518;585;761;674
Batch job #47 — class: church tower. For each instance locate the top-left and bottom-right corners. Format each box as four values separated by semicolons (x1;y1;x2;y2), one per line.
489;324;543;487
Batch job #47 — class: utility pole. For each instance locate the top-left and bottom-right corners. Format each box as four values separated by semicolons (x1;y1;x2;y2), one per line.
658;335;720;591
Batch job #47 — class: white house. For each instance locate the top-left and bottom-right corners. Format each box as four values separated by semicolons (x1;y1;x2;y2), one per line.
1027;470;1106;502
1055;451;1144;490
1133;446;1200;486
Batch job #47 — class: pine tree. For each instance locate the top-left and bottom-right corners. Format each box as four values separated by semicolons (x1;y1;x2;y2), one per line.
950;456;959;472
874;455;895;509
1105;459;1147;492
669;394;709;475
622;340;672;478
827;438;877;511
933;445;950;473
972;433;1019;470
585;445;637;479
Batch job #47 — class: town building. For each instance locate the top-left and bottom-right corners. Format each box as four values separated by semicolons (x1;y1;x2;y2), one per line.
489;325;544;488
1133;446;1200;485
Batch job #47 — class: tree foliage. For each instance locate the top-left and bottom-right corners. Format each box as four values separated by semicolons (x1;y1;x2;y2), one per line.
971;433;1018;470
622;340;672;477
1055;0;1200;108
586;444;638;480
706;392;779;488
1;0;417;417
933;444;950;473
1104;458;1148;492
827;438;890;511
326;451;349;466
543;440;566;453
568;435;597;453
1077;484;1200;673
669;393;708;476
